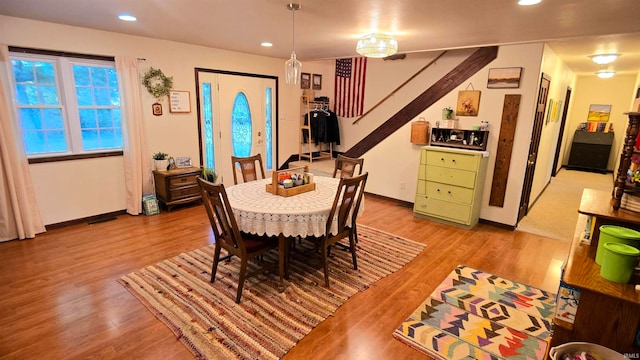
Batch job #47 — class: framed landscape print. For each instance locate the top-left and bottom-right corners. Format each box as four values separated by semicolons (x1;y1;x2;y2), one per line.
487;67;523;89
587;104;611;121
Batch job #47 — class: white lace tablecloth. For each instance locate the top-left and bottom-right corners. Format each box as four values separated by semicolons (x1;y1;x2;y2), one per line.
226;176;341;237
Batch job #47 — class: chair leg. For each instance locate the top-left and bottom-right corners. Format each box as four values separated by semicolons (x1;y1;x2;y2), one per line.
322;241;330;288
349;233;358;270
236;257;248;303
354;223;359;243
211;244;222;283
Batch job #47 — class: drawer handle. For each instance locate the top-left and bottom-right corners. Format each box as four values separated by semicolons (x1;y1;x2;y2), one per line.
452;159;456;163
447;191;452;195
437;189;441;192
440;158;444;162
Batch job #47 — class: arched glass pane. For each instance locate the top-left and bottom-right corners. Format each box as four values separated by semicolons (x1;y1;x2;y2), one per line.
265;87;273;170
231;92;252;157
202;83;215;170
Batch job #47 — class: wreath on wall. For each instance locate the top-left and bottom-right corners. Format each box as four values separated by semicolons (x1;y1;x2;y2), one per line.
142;67;174;99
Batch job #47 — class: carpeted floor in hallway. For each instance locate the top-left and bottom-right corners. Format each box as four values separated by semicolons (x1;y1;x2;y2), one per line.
516;168;613;241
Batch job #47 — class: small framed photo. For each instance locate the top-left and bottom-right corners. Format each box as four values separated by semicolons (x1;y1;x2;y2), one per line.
487;67;523;89
300;73;311;89
176;157;192;168
312;74;322;90
152;102;162;116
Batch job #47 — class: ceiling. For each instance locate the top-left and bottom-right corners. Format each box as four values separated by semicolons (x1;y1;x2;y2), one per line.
1;0;639;76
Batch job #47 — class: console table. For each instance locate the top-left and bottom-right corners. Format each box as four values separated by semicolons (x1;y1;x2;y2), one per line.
153;167;202;211
550;188;640;353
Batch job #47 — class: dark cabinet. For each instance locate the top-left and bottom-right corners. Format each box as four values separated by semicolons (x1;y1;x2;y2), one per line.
567;130;614;173
153;167;202;211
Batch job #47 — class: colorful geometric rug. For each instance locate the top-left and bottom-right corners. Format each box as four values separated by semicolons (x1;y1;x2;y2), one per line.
118;225;425;359
393;265;556;360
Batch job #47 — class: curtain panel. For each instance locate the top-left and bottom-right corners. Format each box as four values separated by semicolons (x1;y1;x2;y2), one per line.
116;57;154;215
0;44;46;242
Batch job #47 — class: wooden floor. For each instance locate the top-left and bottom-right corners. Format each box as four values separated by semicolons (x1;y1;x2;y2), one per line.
0;195;571;360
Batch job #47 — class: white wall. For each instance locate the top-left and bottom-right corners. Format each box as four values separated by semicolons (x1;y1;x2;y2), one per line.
527;45;576;204
1;15;599;228
1;15;301;224
332;44;545;226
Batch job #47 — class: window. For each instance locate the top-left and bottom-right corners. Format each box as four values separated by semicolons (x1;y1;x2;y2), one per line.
231;92;252;157
9;50;122;158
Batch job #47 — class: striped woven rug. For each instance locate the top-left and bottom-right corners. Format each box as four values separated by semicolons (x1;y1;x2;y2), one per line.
393;265;556;360
118;225;425;359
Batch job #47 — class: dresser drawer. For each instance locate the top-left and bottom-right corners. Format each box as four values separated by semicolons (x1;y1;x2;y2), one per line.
425;182;474;204
414;195;472;225
425;150;479;171
168;173;199;188
169;185;200;200
425;165;476;188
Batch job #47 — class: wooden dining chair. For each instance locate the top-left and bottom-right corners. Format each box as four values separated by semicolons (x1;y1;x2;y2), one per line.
333;154;365;244
332;154;364;179
305;172;368;288
198;177;279;303
231;154;266;185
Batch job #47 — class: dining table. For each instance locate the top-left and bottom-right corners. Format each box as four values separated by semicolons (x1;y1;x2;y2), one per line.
225;176;345;287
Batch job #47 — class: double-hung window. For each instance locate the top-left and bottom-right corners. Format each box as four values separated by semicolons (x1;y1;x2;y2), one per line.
8;48;122;160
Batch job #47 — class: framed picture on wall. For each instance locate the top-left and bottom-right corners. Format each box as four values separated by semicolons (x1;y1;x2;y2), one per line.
300;73;311;89
487;67;523;89
455;90;481;116
312;74;322;90
587;104;611;121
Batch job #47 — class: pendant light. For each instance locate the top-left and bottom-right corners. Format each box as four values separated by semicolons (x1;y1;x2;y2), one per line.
285;3;302;85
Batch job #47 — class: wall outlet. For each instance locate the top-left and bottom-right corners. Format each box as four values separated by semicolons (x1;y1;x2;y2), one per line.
400;181;406;189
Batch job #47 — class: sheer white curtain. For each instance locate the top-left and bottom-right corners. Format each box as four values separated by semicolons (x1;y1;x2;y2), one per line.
0;44;46;242
116;57;154;215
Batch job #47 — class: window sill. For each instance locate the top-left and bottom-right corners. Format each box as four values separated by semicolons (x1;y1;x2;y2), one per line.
28;151;123;164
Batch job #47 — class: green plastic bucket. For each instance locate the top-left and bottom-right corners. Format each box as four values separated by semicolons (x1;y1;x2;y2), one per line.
595;225;640;265
600;242;640;283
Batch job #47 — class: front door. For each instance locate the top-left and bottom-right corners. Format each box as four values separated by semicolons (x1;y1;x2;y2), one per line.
518;73;551;222
196;70;276;185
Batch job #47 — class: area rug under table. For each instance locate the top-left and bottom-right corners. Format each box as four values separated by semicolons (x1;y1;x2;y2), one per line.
118;224;425;360
393;265;556;360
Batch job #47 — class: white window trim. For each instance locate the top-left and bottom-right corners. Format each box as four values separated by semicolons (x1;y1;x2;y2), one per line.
9;52;122;159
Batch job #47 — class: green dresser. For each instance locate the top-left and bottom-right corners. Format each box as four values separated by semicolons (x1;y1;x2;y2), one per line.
414;146;489;228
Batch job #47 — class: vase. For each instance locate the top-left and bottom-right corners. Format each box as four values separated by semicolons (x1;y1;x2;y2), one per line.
442;109;453;120
154;159;169;171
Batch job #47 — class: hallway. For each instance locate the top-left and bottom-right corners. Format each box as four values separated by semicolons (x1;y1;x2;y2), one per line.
516;168;614;241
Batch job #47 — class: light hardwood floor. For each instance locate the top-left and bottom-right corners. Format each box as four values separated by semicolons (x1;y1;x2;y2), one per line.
0;195;570;359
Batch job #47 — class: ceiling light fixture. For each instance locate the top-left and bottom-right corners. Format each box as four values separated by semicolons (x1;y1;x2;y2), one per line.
118;14;137;21
356;33;398;58
261;42;273;47
596;69;616;79
590;54;620;65
518;0;542;5
284;3;302;85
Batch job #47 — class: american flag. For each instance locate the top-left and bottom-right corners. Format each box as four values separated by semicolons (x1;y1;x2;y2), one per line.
334;57;367;118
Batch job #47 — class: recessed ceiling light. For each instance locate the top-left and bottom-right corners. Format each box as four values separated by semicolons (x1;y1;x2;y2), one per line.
518;0;541;5
590;54;620;65
596;70;616;79
118;14;137;22
261;42;273;47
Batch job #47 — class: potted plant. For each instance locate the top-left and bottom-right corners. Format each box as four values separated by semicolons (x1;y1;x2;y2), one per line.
442;106;454;120
152;152;169;171
202;167;218;183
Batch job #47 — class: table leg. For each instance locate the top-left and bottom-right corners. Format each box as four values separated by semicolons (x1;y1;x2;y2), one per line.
278;234;286;291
